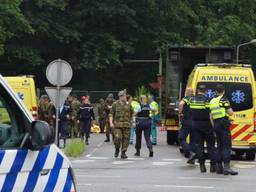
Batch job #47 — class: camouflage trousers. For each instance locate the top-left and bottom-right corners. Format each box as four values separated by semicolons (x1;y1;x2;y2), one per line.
114;128;131;152
106;120;115;140
69;120;80;138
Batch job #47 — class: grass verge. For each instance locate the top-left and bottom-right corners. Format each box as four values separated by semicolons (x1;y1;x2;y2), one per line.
64;139;86;157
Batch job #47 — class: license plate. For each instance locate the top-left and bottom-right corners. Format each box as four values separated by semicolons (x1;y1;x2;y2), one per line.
165;119;177;126
166;126;179;131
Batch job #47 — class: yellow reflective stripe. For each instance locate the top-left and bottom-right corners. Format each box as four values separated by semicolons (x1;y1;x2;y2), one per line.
183;98;189;103
190;105;206;109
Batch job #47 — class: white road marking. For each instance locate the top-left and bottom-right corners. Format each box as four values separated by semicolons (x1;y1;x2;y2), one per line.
77;183;92;186
112;161;135;165
127;157;145;161
235;161;256;164
152;162;174;166
162;158;183;162
76;175;121;178
72;159;96;163
233;164;256;169
177;177;230;181
85;141;104;157
88;156;109;160
154;185;215;189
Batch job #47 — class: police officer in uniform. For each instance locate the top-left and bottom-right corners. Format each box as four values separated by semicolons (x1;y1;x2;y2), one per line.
189;85;216;173
210;84;238;175
178;87;196;164
109;90;136;159
134;95;154;157
58;100;71;148
77;96;95;145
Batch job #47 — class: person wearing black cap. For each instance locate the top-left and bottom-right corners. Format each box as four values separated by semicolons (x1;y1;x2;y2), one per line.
77;96;95;145
188;84;217;173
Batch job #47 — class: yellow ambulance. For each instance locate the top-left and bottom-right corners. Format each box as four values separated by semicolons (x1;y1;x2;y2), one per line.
187;63;256;160
4;76;38;119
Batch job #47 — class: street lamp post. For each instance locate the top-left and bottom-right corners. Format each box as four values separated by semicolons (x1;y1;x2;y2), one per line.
236;39;256;64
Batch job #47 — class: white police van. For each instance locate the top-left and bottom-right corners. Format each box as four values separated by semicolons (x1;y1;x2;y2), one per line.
0;75;76;191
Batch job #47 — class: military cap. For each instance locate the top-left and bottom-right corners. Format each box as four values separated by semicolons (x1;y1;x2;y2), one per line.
40;94;49;99
107;93;114;99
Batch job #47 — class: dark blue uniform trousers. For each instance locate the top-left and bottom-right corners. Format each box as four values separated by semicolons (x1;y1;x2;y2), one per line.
135;119;153;150
193;121;217;164
178;120;196;154
81;120;91;140
213;118;232;164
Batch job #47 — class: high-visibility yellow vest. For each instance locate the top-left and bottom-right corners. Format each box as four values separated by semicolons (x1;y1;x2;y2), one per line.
131;100;140;113
209;95;228;120
150;101;159;117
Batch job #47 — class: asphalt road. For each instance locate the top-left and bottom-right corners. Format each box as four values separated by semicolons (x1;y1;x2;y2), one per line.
70;131;256;192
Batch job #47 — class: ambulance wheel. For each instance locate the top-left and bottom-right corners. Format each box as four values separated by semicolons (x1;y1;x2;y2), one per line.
167;130;177;145
246;152;256;161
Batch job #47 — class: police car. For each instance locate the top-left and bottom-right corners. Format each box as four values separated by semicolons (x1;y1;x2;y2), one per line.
0;75;76;191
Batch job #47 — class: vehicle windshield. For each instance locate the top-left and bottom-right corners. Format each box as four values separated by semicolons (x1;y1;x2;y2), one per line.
197;82;253;112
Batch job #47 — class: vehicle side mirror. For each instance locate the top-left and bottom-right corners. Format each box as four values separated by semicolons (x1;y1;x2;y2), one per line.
30;120;54;150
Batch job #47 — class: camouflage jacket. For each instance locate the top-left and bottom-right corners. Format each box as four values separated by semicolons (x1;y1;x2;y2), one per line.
98;103;107;118
110;100;133;128
38;102;54;122
70;99;81;117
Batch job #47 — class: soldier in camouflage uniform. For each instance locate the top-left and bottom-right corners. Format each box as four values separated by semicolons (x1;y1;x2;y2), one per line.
98;98;107;133
38;95;54;127
68;95;81;138
104;93;115;142
109;90;136;159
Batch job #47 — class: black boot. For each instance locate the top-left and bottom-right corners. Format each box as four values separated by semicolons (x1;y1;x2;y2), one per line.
85;138;89;145
104;136;110;142
114;148;120;158
223;163;238;175
121;151;128;159
216;163;224;174
200;163;207;173
210;164;216;173
149;148;154;157
134;150;140;156
187;152;196;165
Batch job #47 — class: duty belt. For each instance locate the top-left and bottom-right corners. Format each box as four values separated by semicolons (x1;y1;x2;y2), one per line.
137;117;151;120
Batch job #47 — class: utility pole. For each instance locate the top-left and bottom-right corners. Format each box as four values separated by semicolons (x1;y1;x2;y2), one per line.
158;50;163;118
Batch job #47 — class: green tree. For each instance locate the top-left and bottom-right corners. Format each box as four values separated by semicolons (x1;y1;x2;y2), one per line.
0;0;32;55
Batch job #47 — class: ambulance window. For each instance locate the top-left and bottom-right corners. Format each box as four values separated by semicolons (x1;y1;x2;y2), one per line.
0;85;25;149
197;82;253;112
